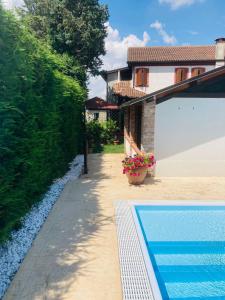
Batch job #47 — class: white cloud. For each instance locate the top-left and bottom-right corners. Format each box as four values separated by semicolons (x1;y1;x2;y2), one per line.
88;23;150;99
150;21;177;45
2;0;24;9
159;0;204;10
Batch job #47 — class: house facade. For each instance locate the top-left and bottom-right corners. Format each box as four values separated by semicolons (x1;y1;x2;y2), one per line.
85;97;119;122
103;38;225;176
102;38;225;106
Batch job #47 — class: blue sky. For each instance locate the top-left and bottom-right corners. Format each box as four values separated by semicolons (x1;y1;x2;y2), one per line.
100;0;225;46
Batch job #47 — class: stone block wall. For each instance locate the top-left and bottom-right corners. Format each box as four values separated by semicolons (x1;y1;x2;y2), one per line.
141;100;156;153
86;110;107;122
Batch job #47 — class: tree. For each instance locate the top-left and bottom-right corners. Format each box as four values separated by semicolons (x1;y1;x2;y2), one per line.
22;0;109;75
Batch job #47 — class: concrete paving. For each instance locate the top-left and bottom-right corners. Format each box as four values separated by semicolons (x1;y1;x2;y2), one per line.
4;154;225;300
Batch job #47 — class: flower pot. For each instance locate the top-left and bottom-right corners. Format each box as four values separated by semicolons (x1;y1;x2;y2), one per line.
126;166;148;185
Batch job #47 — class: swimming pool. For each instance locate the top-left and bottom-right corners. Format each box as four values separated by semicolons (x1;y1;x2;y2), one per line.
134;203;225;300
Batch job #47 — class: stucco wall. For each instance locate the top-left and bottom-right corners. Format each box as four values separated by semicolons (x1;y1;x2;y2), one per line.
132;65;215;94
154;97;225;176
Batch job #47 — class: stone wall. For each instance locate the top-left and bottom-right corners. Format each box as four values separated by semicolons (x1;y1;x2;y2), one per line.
141;100;156;153
86;110;107;122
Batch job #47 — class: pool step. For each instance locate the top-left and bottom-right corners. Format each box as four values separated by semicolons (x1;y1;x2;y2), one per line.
155;253;225;266
149;242;225;298
159;265;225;282
165;281;225;298
149;241;225;254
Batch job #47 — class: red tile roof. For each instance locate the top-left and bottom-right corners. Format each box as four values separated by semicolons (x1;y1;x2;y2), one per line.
113;81;146;99
86;97;118;110
128;45;216;63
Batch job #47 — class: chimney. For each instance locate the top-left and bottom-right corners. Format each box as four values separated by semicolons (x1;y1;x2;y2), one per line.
215;38;225;67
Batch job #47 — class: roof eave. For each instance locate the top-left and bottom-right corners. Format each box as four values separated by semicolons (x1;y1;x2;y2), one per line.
127;60;217;66
100;67;130;81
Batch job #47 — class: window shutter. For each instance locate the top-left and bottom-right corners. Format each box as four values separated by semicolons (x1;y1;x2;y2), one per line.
135;68;142;86
191;67;206;77
175;68;181;83
175;68;188;83
183;68;188;81
142;68;149;87
192;68;198;77
135;68;149;87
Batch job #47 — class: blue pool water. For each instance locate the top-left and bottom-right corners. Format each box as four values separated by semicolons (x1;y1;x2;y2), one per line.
135;205;225;300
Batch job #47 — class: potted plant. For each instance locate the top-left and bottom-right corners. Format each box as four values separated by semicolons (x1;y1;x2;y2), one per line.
122;154;155;185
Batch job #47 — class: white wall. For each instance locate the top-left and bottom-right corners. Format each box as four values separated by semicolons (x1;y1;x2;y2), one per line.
133;65;215;94
154;98;225;176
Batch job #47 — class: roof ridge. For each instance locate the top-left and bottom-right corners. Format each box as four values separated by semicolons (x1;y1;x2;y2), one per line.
128;45;215;49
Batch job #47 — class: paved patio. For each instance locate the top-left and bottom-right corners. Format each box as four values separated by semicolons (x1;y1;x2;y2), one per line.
4;154;225;300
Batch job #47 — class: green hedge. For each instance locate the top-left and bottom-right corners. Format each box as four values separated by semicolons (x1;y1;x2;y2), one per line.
0;6;86;243
86;119;119;153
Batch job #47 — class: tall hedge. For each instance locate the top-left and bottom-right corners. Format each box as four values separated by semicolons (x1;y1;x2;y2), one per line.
0;6;86;243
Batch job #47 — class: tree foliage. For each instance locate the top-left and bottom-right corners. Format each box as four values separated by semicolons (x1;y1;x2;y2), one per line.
22;0;109;75
0;5;86;243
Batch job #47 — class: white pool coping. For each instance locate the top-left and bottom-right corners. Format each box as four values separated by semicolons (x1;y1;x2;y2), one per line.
131;204;162;300
115;200;225;300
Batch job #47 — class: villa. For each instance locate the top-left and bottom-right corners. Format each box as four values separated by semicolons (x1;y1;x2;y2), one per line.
103;38;225;176
4;0;225;299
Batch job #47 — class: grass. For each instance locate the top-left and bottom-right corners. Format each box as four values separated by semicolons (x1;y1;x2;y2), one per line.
103;144;124;154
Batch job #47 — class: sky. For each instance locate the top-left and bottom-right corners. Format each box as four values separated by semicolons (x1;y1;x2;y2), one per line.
3;0;225;99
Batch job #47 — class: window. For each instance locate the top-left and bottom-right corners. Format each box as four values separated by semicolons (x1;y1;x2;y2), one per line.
175;68;189;83
93;112;99;121
135;68;149;87
191;67;206;77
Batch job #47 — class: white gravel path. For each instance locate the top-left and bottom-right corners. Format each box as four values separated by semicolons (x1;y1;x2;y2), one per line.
0;155;84;299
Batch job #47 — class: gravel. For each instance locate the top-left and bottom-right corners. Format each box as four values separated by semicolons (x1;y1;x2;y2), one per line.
0;155;84;299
